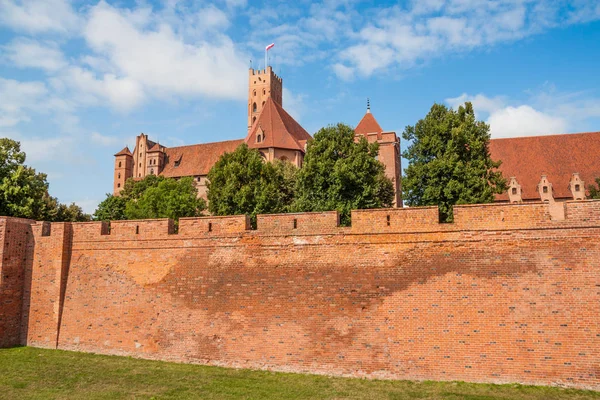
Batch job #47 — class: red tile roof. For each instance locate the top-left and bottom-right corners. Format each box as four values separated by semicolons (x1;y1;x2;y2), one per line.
245;97;312;151
160;139;244;178
114;146;132;157
490;131;600;201
355;111;383;138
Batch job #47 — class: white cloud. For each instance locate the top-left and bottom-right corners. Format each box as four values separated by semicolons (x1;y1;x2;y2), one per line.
2;38;66;71
0;0;80;34
77;1;247;107
445;88;600;138
487;105;568;138
332;63;354;81
90;132;121;147
0;78;48;127
334;0;600;78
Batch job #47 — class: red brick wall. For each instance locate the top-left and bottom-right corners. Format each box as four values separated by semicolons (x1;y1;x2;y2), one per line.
1;201;599;390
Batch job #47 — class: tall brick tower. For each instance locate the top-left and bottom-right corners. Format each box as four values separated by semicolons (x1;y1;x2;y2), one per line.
113;147;133;195
248;66;282;131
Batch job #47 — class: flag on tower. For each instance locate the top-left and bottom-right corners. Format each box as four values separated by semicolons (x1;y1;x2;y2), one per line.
266;43;275;51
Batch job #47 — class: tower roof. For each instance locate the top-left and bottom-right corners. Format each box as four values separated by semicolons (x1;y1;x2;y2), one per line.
114;146;132;157
245;97;312;151
355;110;383;138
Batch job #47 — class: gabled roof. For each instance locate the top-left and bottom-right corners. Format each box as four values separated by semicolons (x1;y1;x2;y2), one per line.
114;146;132;157
160;139;244;178
355;110;383;138
245;97;312;152
147;143;165;153
490;131;600;201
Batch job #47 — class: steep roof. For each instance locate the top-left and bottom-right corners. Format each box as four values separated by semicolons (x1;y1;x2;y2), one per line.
355;110;383;138
114;146;132;157
160;139;244;178
245;97;312;151
490;131;600;201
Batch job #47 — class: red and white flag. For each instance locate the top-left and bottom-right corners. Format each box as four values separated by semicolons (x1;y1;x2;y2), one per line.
265;43;275;51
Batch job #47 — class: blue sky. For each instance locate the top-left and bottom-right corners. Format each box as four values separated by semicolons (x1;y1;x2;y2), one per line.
0;0;599;213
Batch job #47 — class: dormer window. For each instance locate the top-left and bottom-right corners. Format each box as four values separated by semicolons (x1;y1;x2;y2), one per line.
512;188;517;195
174;160;180;167
575;184;580;191
257;134;262;143
543;186;548;193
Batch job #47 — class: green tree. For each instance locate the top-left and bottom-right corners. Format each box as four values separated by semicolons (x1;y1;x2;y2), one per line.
125;176;206;221
293;123;394;225
94;194;127;221
589;177;600;199
402;102;507;222
0;138;51;220
207;144;297;226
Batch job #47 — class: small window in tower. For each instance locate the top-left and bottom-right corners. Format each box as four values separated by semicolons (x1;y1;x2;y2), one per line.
253;116;256;124
543;186;548;193
263;89;266;95
512;188;517;195
140;152;142;157
139;173;141;177
253;90;256;97
575;184;580;191
139;163;142;168
119;161;122;168
262;101;265;107
117;183;121;188
150;169;154;175
118;173;121;179
197;176;201;182
253;102;257;112
257;134;262;143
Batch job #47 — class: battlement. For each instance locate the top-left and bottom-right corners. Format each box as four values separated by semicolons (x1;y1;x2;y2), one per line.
6;200;600;241
249;66;282;84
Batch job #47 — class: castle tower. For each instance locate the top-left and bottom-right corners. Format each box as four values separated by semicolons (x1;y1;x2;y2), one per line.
113;147;133;195
248;66;282;131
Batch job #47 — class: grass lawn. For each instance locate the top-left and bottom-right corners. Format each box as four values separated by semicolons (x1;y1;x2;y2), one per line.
0;347;598;400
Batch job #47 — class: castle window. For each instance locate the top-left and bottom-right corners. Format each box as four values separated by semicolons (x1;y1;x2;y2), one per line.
263;89;266;95
253;116;256;124
257;134;262;143
543;186;548;193
118;161;122;168
253;102;257;112
139;163;142;168
117;183;120;188
575;184;580;191
118;173;121;179
512;188;517;195
136;225;139;234
262;101;265;107
139;173;141;177
140;152;142;157
197;176;201;182
253;90;256;97
150;169;154;175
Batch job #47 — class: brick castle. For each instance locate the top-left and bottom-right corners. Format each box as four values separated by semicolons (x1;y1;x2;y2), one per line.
112;66;600;208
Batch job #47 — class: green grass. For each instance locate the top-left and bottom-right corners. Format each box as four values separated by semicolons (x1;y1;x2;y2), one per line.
0;347;598;400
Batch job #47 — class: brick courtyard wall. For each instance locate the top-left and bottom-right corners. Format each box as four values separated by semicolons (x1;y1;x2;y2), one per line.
1;201;599;389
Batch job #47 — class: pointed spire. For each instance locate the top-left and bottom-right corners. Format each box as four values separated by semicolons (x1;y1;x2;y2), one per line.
367;98;371;113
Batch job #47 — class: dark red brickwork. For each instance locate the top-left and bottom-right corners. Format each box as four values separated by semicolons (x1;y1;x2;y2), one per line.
1;201;599;390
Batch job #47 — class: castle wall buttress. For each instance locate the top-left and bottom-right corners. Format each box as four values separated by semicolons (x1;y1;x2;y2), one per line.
0;217;33;348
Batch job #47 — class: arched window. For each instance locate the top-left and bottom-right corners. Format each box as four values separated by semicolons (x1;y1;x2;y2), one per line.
117;183;120;188
118;161;122;167
252;116;256;124
253;102;257;112
257;134;262;143
150;168;154;175
263;89;266;95
118;173;121;179
262;101;265;107
253;90;256;97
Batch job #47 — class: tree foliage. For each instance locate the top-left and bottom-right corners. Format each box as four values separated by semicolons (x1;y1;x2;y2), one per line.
0;138;90;221
402;102;507;222
589;177;600;199
293;123;394;225
207;144;296;226
94;175;206;222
